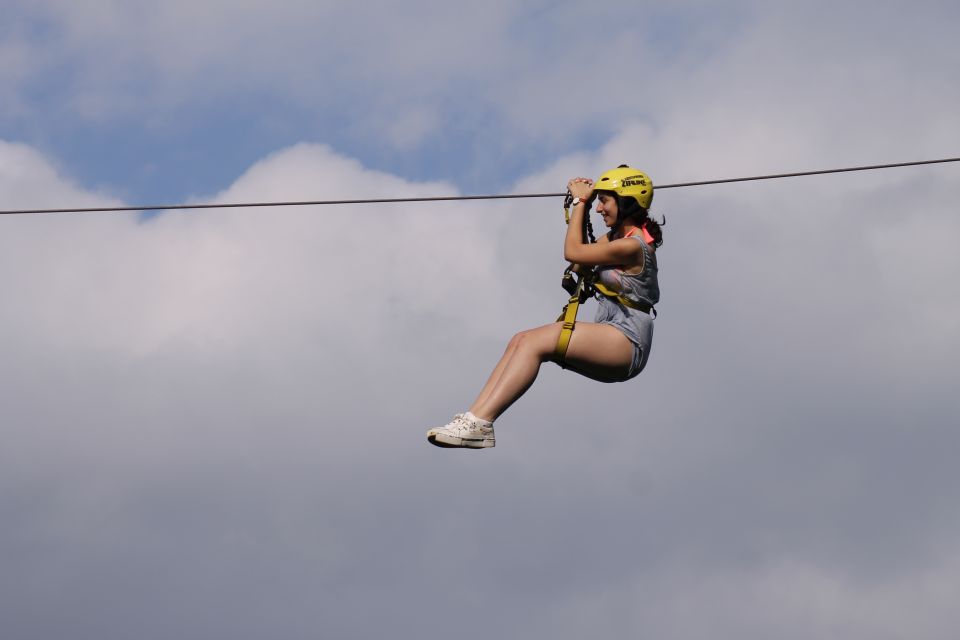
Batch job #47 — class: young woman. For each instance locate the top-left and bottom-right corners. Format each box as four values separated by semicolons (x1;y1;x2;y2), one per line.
427;165;662;448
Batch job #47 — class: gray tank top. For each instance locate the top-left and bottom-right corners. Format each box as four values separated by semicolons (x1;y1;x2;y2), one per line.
596;237;660;308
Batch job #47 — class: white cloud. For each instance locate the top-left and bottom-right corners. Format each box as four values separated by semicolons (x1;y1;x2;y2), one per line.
0;141;519;359
0;141;122;208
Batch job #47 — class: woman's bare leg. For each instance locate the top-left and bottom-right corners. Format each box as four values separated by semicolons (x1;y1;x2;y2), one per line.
469;322;635;422
469;333;523;412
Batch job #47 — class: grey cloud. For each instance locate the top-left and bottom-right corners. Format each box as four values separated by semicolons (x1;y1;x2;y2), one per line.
3;2;960;638
3;129;960;638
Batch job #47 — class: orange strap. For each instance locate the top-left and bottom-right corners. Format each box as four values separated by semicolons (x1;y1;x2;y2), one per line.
622;224;655;245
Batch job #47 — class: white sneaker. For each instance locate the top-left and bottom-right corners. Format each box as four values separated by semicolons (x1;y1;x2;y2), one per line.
427;414;495;449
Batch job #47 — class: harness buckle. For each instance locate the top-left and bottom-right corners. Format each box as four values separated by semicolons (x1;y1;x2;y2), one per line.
561;269;578;296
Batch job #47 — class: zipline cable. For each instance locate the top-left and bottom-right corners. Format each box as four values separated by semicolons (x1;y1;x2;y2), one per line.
1;156;958;216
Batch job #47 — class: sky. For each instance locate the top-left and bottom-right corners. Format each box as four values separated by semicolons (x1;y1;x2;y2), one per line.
2;1;960;638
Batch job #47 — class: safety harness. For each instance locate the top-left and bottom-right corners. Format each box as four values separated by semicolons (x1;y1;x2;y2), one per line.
554;195;655;367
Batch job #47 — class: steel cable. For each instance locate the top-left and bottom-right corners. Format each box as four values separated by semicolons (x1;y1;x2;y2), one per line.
1;156;958;216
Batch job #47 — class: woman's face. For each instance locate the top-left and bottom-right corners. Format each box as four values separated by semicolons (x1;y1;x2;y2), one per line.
596;194;619;228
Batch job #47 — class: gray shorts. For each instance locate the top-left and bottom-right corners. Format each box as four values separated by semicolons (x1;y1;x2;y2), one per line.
594;297;654;380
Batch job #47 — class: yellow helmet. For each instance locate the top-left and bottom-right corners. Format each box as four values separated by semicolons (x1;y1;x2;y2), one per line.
595;165;654;209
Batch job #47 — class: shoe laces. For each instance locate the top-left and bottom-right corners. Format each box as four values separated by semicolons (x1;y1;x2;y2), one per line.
449;413;476;434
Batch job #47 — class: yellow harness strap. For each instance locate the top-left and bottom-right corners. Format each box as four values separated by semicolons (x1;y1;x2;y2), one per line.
593;282;653;314
554;199;585;367
555;278;584;367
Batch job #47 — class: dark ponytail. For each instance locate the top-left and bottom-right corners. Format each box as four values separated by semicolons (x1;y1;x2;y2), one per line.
614;195;664;248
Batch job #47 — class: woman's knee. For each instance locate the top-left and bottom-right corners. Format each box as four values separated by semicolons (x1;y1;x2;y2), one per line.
507;330;529;348
512;326;559;360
